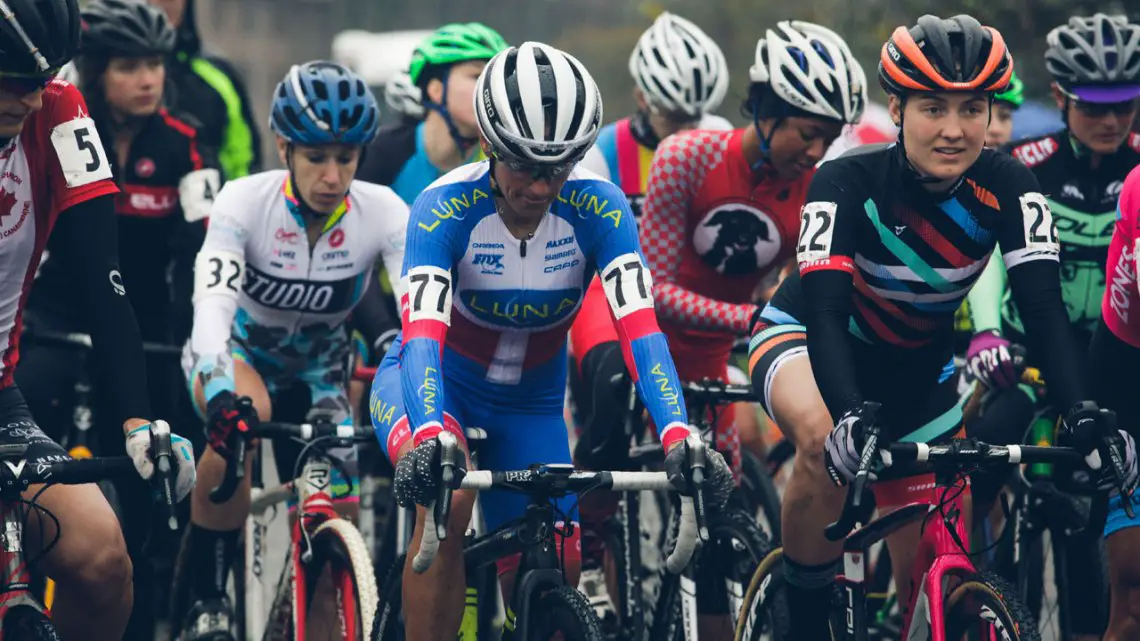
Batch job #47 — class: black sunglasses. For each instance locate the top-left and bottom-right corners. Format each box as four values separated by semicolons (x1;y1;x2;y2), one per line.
494;152;576;181
1073;98;1139;118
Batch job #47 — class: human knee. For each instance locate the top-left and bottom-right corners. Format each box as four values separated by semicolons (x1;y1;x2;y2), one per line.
58;517;132;599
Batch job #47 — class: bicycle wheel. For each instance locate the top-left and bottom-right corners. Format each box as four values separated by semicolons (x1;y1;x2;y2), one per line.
734;548;790;641
371;554;404;641
943;572;1041;641
2;604;60;641
655;507;771;641
602;514;646;640
304;519;380;641
740;451;782;543
528;585;604;641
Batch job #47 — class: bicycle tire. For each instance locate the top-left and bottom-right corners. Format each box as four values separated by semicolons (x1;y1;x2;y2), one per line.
943;572;1041;641
602;514;646;641
740;451;782;543
304;519;379;641
528;585;604;641
734;548;790;641
655;507;771;641
2;604;60;641
371;554;404;641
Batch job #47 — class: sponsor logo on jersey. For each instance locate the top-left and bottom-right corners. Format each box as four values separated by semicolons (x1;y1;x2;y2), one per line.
330;228;345;248
472;253;505;275
545;236;574;249
273;248;296;259
461;287;581;328
1011;137;1059;168
558;188;622;228
275;228;300;245
135;157;155;178
544;249;577;261
119;184;178;217
544;259;580;273
472;242;504;249
417;188;489;232
693;202;783;276
1107;180;1124;200
1110;240;1136;323
322;250;350;261
0;186;30;239
1061;184;1084;200
243;264;360;313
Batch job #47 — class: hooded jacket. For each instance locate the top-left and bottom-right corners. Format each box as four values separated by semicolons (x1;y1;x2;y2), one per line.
165;0;261;179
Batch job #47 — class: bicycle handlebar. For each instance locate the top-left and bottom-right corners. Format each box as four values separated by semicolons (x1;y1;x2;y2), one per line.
208;414;373;504
413;433;706;575
825;426;1088;541
22;328;183;356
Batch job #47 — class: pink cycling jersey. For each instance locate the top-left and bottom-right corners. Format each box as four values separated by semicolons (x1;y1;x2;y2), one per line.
1103;164;1140;346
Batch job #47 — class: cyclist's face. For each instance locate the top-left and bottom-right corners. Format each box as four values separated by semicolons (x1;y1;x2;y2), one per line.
103;56;165;119
1054;84;1139;155
279;140;361;214
483;139;573;220
762;116;843;179
985;102;1015;148
896;93;988;185
427;61;486;137
0;87;43;138
148;0;185;29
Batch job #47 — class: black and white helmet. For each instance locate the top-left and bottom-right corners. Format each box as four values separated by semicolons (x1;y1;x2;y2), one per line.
749;20;866;124
1045;14;1140;102
475;42;602;165
629;12;729;117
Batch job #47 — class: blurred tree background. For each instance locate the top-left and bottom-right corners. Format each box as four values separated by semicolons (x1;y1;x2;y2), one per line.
193;0;1138;164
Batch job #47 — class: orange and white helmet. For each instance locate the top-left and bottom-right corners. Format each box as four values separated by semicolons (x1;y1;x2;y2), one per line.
878;14;1013;96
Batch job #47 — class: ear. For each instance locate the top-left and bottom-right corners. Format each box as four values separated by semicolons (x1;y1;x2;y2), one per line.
633;87;648;111
479;136;494;159
275;135;289;166
1050;82;1067;111
426;76;445;105
888;95;903;127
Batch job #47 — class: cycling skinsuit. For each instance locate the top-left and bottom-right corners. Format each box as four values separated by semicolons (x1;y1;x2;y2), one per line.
186;169;408;497
370;161;694;538
0;80;125;463
969;132;1140;350
749;144;1084;452
1098;164;1140;535
572;128;807;474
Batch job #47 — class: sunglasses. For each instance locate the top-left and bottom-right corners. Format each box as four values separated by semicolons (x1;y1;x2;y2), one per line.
494;152;576;181
0;69;58;97
1072;98;1139;118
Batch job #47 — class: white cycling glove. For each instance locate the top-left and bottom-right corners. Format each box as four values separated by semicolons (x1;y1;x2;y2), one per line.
125;420;196;501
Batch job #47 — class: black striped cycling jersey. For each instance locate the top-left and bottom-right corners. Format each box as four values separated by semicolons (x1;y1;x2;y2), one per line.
763;143;1083;420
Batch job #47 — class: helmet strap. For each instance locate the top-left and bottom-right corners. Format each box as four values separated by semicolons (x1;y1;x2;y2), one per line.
750;100;778;172
423;73;479;156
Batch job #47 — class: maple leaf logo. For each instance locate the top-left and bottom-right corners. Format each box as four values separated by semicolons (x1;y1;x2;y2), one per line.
0;188;17;222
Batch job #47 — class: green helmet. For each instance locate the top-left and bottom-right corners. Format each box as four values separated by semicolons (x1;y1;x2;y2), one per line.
408;23;509;87
995;71;1024;108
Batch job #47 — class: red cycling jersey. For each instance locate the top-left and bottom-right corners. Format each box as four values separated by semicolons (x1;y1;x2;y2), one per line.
1104;164;1140;345
0;79;118;385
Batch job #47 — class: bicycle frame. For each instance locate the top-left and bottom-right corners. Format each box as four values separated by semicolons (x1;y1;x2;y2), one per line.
0;500;45;639
838;473;975;641
244;443;354;641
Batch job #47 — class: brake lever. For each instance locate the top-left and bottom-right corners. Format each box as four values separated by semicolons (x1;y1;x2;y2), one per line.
685;433;710;542
1101;412;1135;519
208;435;247;504
824;402;882;541
148;420;179;531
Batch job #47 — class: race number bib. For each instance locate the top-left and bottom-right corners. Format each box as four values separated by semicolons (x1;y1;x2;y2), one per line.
600;253;654;320
796;201;838;264
50;117;113;188
180;168;222;222
1019;192;1060;253
194;249;245;301
405;266;453;324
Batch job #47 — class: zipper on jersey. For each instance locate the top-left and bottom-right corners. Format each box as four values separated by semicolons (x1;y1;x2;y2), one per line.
520;240;527;258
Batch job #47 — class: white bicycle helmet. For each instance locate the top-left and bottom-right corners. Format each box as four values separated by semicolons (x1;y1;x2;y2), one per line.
629;12;729;117
385;70;424;119
475;41;602;165
1045;14;1140;102
749;20;866;124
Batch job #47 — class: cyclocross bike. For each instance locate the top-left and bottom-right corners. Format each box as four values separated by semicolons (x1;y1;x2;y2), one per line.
211;414;379;641
373;431;710;641
734;402;1131;641
0;425;180;640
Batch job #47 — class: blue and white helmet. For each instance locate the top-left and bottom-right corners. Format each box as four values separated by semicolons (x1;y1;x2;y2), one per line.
270;61;380;146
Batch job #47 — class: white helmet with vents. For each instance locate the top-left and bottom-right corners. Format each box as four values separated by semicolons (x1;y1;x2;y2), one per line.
474;41;602;165
385;70;424;119
749;20;866;124
629;12;729;117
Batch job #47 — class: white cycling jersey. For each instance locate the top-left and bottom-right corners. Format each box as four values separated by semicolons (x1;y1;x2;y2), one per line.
187;169;408;401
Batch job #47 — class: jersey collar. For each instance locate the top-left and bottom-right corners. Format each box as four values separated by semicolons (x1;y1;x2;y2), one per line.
282;177;350;232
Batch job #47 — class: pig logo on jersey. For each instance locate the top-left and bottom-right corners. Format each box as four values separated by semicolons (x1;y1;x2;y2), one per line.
693;203;782;276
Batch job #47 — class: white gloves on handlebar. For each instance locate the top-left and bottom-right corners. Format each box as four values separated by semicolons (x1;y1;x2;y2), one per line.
125;420;196;501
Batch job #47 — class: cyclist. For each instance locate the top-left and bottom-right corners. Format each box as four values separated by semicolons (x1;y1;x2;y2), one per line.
176;61;407;639
747;15;1137;640
16;1;219;637
963;17;1140;635
369;41;734;641
147;0;260;179
986;71;1025;148
0;1;196;640
356;22;508;203
1093;164;1140;640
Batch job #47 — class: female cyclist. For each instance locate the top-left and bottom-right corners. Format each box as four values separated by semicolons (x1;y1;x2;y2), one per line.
369;41;734;641
747;14;1137;640
176;61;408;640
